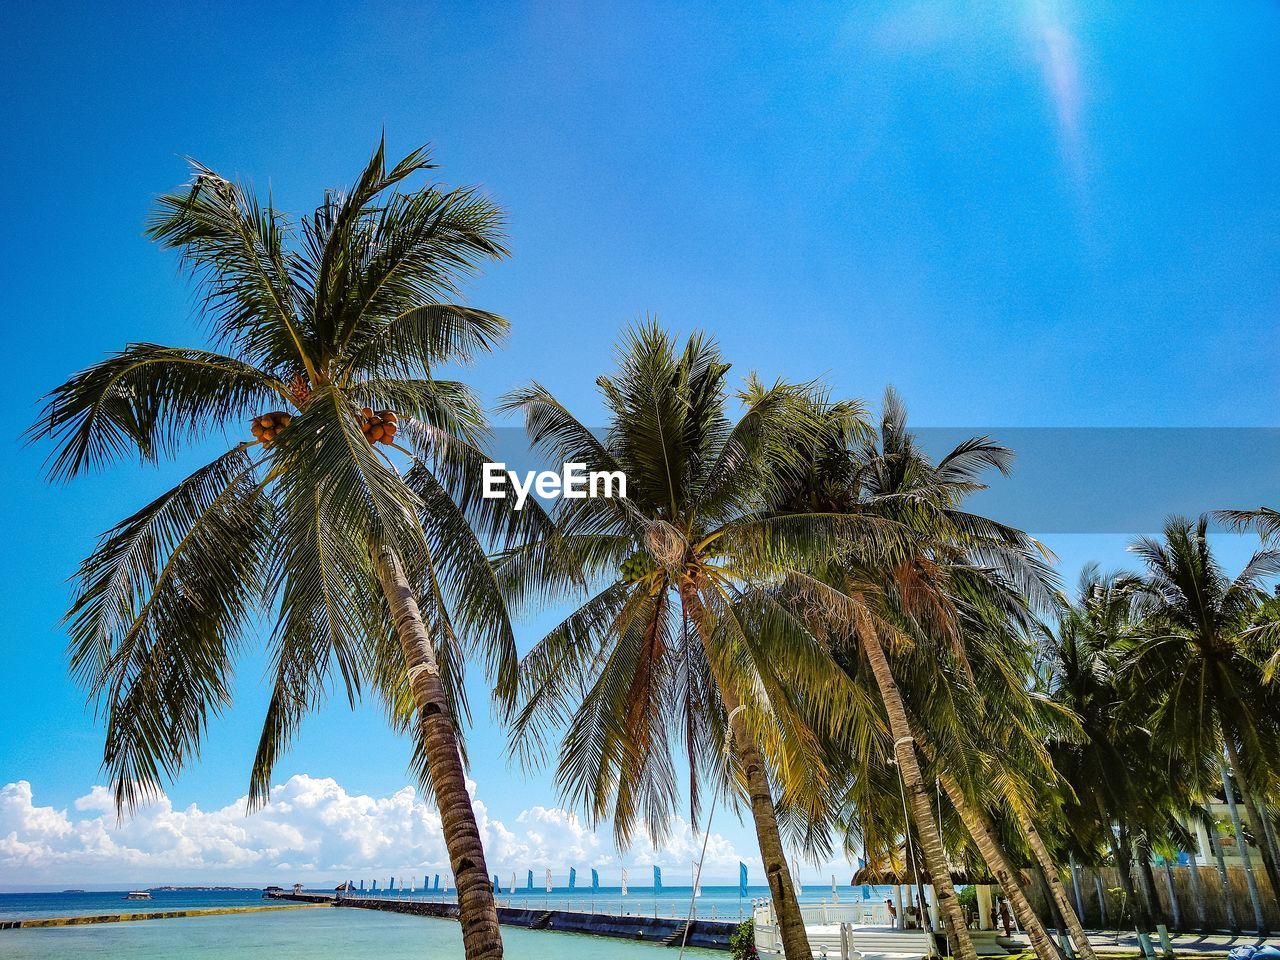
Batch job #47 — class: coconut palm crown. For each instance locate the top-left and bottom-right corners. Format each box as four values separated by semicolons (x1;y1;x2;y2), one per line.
500;323;881;960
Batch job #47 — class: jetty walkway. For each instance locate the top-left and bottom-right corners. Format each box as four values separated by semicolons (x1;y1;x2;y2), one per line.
267;891;737;949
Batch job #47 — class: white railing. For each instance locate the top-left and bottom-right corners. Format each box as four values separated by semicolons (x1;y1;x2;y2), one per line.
754;919;864;960
753;899;893;927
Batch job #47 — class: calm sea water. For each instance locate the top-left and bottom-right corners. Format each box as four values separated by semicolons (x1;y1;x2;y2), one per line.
0;885;894;958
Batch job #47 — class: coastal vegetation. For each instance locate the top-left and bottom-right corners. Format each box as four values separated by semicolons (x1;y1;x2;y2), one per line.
32;144;1280;960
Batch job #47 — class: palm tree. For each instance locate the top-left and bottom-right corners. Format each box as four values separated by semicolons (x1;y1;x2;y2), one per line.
772;389;1076;960
1044;565;1233;951
500;324;881;960
29;141;527;960
1126;516;1280;921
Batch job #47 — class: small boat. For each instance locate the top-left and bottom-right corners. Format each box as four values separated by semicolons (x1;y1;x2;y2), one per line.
123;890;152;901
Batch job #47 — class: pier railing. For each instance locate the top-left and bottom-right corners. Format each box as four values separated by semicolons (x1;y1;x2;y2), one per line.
752;898;893;927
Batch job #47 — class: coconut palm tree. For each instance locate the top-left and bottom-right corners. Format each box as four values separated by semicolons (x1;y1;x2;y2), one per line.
29;141;528;960
770;389;1076;960
1044;564;1231;950
1126;516;1280;920
499;324;886;960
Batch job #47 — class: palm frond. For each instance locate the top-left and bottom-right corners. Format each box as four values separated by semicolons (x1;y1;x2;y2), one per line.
30;345;282;480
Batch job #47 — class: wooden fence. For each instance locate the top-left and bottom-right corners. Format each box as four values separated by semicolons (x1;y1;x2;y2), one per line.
1025;864;1280;932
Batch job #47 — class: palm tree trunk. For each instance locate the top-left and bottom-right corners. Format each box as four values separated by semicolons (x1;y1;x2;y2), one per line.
681;585;811;960
1224;736;1280;909
721;684;814;960
1068;854;1085;924
1217;753;1268;932
1203;809;1239;934
375;546;503;960
1036;863;1074;958
857;612;978;960
1134;840;1160;926
1161;860;1181;931
1016;809;1099;960
1182;833;1205;933
1097;800;1155;960
939;774;1062;960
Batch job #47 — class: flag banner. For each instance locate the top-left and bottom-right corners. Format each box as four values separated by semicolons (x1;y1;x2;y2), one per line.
546;868;552;893
493;875;500;893
444;876;450;893
654;865;662;894
831;874;839;903
863;884;872;900
569;867;577;890
511;872;516;895
360;880;365;891
621;868;629;896
591;868;600;892
795;874;803;896
433;875;440;892
527;870;534;891
372;880;378;892
739;863;749;898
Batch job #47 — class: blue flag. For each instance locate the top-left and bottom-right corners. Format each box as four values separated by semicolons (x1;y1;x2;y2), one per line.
433;875;440;891
493;875;500;893
739;862;749;897
653;865;662;894
527;870;534;890
591;868;600;892
372;879;378;892
569;867;577;890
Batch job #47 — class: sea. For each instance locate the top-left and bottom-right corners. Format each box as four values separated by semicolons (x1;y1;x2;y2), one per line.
0;884;896;959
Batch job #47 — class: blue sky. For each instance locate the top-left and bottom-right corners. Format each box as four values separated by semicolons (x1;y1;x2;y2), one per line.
0;1;1277;887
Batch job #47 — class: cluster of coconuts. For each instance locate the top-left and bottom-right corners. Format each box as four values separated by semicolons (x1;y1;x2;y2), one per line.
619;550;657;583
251;411;292;448
359;407;399;445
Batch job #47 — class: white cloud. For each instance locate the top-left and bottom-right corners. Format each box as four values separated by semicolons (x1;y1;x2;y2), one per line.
0;777;753;888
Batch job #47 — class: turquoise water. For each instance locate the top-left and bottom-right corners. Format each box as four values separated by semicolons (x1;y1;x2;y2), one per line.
0;889;267;920
1;885;894;957
1;905;720;959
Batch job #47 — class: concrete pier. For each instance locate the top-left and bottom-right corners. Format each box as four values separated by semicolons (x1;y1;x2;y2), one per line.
267;892;736;949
